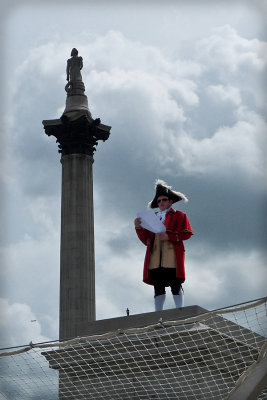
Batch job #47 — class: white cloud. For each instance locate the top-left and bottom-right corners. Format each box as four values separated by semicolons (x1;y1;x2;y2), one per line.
195;24;267;110
1;232;59;295
186;247;267;310
196;25;267;73
84;29;265;182
207;84;241;106
0;197;60;341
164;106;266;179
24;196;60;234
0;298;49;348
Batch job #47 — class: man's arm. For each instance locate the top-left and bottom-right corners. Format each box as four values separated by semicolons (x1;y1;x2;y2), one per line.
167;230;193;242
158;213;193;242
134;218;150;245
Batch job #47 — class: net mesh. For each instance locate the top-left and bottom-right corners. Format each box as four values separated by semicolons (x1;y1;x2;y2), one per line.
0;298;266;400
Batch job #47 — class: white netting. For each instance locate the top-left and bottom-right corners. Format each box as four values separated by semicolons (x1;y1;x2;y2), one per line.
258;386;267;400
0;298;266;400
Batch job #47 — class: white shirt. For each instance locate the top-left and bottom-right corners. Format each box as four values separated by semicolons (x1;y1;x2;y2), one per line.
156;207;171;223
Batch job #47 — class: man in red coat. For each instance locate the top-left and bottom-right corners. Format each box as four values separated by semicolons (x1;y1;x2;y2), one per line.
134;179;193;311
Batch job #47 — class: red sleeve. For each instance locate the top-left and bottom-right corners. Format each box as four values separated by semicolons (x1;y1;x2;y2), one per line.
135;227;150;245
167;213;193;243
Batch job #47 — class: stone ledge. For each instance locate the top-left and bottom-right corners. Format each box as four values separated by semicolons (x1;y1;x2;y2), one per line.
77;305;207;337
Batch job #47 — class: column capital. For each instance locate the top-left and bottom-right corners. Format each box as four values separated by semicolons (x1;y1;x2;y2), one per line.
43;115;111;157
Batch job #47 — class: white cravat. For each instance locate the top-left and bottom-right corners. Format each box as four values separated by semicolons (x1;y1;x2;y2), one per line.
156;207;171;223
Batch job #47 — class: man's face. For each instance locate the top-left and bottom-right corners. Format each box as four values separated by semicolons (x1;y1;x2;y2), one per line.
157;196;173;211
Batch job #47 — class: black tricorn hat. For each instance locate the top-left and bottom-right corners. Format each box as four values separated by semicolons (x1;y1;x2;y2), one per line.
148;179;188;209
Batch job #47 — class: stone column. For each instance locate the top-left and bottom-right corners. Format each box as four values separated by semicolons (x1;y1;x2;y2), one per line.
43;115;110;341
43;49;111;342
59;154;95;340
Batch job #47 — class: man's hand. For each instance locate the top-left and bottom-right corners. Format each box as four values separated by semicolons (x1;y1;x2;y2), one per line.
134;218;142;229
157;232;169;241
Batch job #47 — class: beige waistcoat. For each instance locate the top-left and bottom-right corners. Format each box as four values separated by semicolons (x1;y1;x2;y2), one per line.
148;234;177;269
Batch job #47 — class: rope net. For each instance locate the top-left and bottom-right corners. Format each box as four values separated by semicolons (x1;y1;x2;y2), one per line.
0;298;266;400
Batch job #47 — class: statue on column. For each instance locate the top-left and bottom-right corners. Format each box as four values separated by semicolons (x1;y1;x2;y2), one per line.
66;48;83;82
43;48;111;156
65;48;85;95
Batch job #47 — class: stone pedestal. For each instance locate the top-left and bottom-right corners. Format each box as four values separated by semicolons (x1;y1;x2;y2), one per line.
60;154;95;340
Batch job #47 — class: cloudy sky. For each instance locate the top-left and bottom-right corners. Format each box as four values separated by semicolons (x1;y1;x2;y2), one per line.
0;0;266;348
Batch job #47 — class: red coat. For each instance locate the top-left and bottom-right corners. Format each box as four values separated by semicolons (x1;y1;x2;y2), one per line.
136;208;193;285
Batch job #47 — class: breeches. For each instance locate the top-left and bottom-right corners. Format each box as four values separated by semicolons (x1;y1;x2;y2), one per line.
149;267;183;297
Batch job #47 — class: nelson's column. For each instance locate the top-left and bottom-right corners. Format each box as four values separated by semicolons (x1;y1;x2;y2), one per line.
42;48;111;340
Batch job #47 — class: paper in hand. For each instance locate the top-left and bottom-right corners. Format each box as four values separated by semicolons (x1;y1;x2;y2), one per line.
137;210;166;233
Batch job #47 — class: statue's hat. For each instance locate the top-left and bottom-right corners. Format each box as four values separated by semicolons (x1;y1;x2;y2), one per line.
148;179;188;209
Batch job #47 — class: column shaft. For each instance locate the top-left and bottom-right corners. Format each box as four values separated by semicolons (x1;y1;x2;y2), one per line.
59;154;95;340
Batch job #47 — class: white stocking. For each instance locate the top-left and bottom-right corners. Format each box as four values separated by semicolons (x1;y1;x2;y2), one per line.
173;289;184;308
154;294;166;311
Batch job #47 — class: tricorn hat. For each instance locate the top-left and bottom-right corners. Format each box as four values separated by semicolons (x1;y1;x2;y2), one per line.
148;179;188;209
